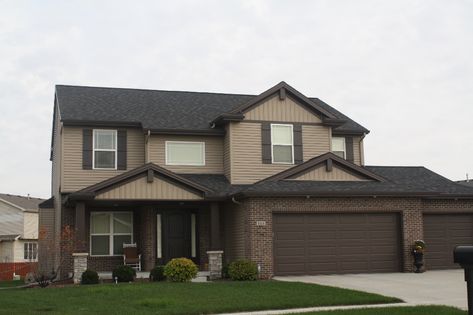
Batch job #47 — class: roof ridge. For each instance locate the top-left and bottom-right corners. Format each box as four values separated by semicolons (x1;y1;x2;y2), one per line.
55;84;257;98
0;193;44;200
365;165;425;168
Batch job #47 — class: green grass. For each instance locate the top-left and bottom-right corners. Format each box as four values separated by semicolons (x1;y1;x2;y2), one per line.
293;305;466;315
0;280;23;288
0;280;400;315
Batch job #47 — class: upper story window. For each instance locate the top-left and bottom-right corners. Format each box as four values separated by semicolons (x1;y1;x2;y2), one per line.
166;141;205;166
332;137;346;159
24;242;38;261
93;130;117;169
90;212;133;256
271;124;294;164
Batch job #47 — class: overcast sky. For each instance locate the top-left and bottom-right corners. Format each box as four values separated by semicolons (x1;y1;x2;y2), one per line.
1;1;472;199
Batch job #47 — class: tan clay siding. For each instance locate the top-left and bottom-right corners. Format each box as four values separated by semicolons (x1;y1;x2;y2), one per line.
148;135;224;174
302;125;331;161
95;176;202;200
230;122;291;184
62;127;145;192
244;95;322;123
223;126;231;181
230;122;332;184
291;165;369;181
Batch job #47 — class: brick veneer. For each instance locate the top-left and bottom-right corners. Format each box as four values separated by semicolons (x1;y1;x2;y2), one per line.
239;197;473;279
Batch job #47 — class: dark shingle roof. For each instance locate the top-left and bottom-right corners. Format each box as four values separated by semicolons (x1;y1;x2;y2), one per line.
0;194;44;211
177;167;473;198
55;85;368;134
457;180;473;187
0;234;20;241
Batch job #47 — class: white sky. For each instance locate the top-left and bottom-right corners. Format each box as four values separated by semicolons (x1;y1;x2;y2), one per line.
0;0;472;198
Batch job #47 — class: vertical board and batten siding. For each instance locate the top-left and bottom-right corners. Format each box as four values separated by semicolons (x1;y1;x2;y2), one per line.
244;95;322;123
148;135;224;174
61;127;145;192
0;201;23;236
291;165;369;181
95;176;202;200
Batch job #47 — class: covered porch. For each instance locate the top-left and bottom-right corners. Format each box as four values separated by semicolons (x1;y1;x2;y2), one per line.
66;164;224;283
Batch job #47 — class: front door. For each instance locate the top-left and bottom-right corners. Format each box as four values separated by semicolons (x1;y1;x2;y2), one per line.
164;211;192;262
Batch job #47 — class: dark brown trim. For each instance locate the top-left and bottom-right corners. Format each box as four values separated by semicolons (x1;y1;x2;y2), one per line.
293;123;303;164
326;159;333;172
74;202;87;252
210;113;245;126
259;152;386;182
279;87;286;100
242;120;326;126
209;203;221;250
147;169;154;183
332;130;370;136
345;136;354;163
82;129;93;170
117;129;127;170
234;191;473;199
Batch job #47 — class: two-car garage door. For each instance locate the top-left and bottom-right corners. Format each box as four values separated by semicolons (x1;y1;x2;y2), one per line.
273;213;402;276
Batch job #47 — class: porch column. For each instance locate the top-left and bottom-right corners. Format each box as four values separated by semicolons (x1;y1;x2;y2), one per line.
207;202;223;280
140;206;155;271
73;202;88;284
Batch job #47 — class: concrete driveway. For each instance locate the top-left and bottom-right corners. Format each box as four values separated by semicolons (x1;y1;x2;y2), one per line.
275;270;467;310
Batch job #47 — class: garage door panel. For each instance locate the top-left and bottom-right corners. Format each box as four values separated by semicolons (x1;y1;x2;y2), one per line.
424;214;473;270
275;231;304;241
274;213;401;275
274;214;305;224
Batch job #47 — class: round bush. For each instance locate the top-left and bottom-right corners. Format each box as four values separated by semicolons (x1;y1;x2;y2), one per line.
112;265;136;282
163;258;198;282
228;260;258;281
81;269;99;285
149;265;165;282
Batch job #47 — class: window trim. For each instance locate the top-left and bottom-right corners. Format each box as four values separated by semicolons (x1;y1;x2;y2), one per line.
165;141;206;166
23;242;38;261
332;137;346;159
89;211;133;257
270;124;294;164
92;129;118;170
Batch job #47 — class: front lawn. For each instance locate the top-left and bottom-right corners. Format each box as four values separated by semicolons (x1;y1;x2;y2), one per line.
296;305;466;315
0;280;400;315
0;280;23;288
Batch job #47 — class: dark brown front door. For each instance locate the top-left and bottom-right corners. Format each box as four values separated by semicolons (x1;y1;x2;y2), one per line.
273;213;402;275
164;211;191;262
424;214;473;270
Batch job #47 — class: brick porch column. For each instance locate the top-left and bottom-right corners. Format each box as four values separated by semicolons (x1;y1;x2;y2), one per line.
73;202;88;284
140;206;155;271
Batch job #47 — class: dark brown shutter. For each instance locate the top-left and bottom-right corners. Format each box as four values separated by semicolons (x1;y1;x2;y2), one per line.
293;124;303;164
117;129;127;170
82;129;93;170
345;136;354;163
261;123;272;164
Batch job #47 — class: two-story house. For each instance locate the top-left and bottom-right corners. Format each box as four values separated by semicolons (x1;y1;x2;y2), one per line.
39;82;473;281
0;193;43;280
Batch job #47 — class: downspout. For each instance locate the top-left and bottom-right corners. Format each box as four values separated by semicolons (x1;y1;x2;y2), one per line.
359;133;366;166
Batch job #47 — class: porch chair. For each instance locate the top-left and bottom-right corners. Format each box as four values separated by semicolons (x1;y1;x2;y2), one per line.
123;243;142;271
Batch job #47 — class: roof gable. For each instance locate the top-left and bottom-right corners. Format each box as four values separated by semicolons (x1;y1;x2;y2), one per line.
69;163;211;201
0;194;44;212
261;152;386;182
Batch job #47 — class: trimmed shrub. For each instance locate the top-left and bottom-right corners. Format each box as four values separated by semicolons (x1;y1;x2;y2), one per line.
149;265;165;282
164;258;198;282
228;260;258;281
222;263;230;279
112;265;136;282
81;269;99;285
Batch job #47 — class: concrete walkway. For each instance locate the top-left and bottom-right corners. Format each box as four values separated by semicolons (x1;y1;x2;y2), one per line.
275;269;467;310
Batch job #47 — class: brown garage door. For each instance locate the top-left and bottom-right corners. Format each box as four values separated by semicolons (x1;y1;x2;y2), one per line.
423;214;473;270
273;213;402;275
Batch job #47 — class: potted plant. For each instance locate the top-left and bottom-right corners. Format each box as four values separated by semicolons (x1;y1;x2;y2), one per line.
412;240;426;273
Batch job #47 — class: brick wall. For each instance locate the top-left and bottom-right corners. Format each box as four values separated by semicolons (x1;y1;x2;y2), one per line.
236;197;473;279
38;207;55;273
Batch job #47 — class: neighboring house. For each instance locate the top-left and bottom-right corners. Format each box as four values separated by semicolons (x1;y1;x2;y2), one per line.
458;180;473;187
0;193;43;280
39;81;473;281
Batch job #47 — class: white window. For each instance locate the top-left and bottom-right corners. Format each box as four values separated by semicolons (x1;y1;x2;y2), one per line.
24;242;37;260
90;212;133;256
93;130;117;169
271;124;294;164
165;141;205;166
332;137;346;159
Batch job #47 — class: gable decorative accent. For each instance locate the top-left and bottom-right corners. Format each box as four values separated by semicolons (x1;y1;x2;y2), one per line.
261;152;386;182
290;164;369;181
95;176;203;200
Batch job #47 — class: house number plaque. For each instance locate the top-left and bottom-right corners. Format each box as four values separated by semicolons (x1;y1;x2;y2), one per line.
256;220;266;226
